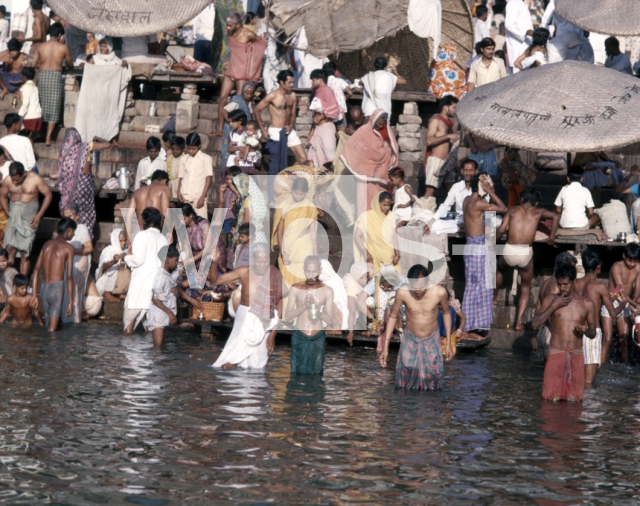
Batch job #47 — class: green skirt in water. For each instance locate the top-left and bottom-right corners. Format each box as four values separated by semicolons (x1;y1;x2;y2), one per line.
291;329;326;376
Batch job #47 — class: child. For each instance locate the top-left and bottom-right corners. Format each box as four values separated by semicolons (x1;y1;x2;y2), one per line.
18;67;42;142
85;32;99;55
237;120;263;172
167;136;185;199
0;274;43;327
234;222;253;269
218;165;242;246
389;167;414;227
134;136;167;189
161;130;176;161
147;245;181;346
0;247;18;306
226;109;255;174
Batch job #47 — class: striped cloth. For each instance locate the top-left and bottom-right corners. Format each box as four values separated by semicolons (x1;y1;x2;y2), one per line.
462;234;494;331
395;328;444;391
37;70;63;122
468;149;498;176
542;347;584;402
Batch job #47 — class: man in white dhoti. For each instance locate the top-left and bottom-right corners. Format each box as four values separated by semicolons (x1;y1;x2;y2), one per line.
208;243;284;370
292;27;328;89
360;57;407;118
505;0;533;74
123;207;168;334
605;37;633;75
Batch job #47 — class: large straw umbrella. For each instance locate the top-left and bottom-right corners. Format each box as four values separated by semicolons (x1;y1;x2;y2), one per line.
555;0;640;36
457;60;640;153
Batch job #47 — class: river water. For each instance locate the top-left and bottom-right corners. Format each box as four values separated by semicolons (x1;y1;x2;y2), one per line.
0;323;639;504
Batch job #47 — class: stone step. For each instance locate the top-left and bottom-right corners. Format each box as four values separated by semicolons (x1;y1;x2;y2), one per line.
127;115;216;134
132;99;218;120
35;143;148;165
487;328;538;350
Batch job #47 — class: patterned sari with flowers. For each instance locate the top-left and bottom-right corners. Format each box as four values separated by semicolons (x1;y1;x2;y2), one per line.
427;44;466;100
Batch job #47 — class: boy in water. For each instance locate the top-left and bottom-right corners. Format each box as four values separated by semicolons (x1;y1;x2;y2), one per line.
31;217;76;332
0;273;42;327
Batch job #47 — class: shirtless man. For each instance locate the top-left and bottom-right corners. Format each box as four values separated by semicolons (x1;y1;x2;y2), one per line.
17;0;49;61
0;273;42;327
285;256;334;375
380;264;454;391
345;105;366;136
214;13;263;137
254;69;308;166
31;217;75;332
574;248;631;384
129;170;170;229
533;263;596;402
32;22;72;146
602;243;640;364
0;161;52;275
209;242;285;370
421;96;459;199
495;187;559;330
0;39;29;73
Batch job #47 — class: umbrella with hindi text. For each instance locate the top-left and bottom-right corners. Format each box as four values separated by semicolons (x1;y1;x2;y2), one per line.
555;0;640;37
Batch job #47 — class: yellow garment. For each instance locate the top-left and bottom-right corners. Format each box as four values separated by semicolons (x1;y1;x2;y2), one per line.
353;192;400;275
0;209;7;245
271;197;318;286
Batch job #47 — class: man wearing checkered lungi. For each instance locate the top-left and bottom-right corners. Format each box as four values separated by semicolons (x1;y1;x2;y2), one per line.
461;175;507;332
32;22;72;146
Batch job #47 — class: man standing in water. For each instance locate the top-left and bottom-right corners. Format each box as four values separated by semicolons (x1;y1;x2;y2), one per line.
495;187;559;330
209;242;284;369
380;264;454;390
254;69;308;167
533;263;596;402
285;256;334;376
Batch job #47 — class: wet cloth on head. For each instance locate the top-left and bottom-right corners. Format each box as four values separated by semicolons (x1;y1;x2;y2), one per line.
291;329;326;375
462;234;493;331
427;44;466;99
542;346;584;402
343;261;371;298
583;328;602;366
225;37;267;81
37;70;63;122
396;328;444;391
41;280;64;324
4;201;38;255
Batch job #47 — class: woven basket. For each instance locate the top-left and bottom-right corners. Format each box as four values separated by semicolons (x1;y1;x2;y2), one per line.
202;301;225;322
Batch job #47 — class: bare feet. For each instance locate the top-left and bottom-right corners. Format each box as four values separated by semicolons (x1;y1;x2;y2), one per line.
45;138;53;146
514;323;525;331
221;362;237;370
104;292;119;303
212;130;223;137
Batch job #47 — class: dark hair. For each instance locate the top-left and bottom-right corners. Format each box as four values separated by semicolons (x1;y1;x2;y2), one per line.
172;136;186;150
142;207;162;230
581;248;601;273
555;263;577;281
568;166;584;182
178;202;206;224
49;22;65;38
479;37;496;50
186;133;201;147
531;27;550;49
304;255;321;267
494;50;506;65
605;36;620;49
12;273;28;287
323;61;337;76
624;242;640;260
475;41;483;55
407;264;429;278
388;167;405;179
310;69;327;83
30;0;43;9
162;130;176;143
86;54;94;64
57;217;77;234
9;162;24;177
520;187;541;205
226;166;242;177
439;95;459;112
378;191;393;203
374;57;387;70
0;247;7;259
0;6;6;15
292;177;309;193
277;69;294;85
166;245;180;259
247;119;259;130
554;251;577;270
4;113;21;129
469;175;480;193
64;202;80;216
22;67;36;80
460;157;478;171
476;5;488;17
7;39;22;52
499;22;505;32
244;11;257;24
238;223;253;236
146;136;161;151
151;170;168;182
228;109;248;126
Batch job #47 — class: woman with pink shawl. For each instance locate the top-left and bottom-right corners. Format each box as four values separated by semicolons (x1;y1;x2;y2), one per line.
56;128;113;239
339;109;399;213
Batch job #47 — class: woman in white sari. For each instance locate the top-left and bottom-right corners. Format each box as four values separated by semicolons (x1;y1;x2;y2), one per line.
96;228;127;302
93;37;132;116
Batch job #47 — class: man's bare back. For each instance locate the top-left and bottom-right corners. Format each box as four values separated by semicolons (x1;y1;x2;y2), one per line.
38;239;74;284
287;281;334;336
609;260;640;299
33;39;72;71
463;180;506;237
132;182;170;221
499;204;558;247
231;26;259;45
0;51;28;73
574;276;615;329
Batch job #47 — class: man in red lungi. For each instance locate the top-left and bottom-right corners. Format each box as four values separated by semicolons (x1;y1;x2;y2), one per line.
533;263;597;402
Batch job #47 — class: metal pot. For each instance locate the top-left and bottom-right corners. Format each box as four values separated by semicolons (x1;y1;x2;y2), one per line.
117;167;130;190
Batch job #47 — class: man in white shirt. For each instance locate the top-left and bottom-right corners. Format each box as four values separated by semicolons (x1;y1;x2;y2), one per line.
0;7;9;53
505;0;533;74
605;37;633;75
554;167;599;230
474;6;491;44
467;38;506;92
323;61;352;131
360;57;407;118
192;2;215;64
135;137;167;190
0;113;36;171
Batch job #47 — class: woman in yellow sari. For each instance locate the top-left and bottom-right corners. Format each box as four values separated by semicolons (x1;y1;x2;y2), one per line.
271;177;318;286
353;191;400;275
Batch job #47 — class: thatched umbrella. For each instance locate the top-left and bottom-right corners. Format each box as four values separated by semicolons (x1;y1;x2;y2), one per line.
457;60;640;153
555;0;640;37
47;0;212;36
270;0;473;92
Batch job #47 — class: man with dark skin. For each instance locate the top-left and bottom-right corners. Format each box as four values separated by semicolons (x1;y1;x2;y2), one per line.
463;177;507;237
0;162;52;275
533;264;597;402
254;69;308;165
495;187;559;330
0;39;29;79
345;105;366;136
31;218;76;332
0;274;43;327
17;0;49;58
214;13;262;137
130;170;170;228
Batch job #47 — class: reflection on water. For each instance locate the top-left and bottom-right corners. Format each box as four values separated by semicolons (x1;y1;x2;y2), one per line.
0;323;639;504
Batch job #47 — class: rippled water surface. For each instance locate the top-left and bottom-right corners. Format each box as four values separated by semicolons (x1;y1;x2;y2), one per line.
1;323;640;504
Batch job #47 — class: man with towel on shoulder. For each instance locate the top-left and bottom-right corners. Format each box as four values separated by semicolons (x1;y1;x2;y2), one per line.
32;22;72;146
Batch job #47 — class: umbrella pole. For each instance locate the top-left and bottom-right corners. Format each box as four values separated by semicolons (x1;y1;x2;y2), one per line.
567;152;572;170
